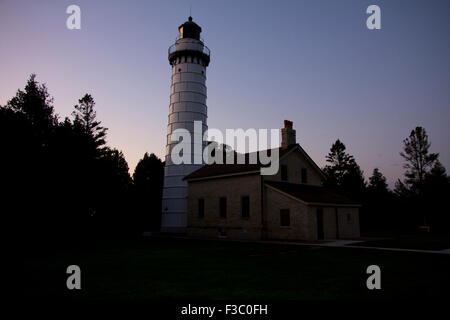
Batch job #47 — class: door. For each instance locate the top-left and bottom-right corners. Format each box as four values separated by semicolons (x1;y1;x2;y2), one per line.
317;208;324;240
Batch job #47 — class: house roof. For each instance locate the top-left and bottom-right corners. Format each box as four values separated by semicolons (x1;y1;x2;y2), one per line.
265;181;360;206
184;144;303;181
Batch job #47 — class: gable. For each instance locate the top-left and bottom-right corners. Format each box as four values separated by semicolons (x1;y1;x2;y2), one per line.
184;144;325;182
184;144;297;181
264;145;325;186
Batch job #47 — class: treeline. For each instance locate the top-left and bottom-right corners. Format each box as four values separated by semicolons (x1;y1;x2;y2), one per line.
322;131;450;235
1;75;163;248
3;75;449;248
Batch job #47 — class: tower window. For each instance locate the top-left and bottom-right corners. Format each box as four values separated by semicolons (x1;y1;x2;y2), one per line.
219;197;227;218
281;165;288;181
241;196;250;219
301;168;308;184
198;198;204;219
280;209;290;227
178;68;181;72
179;26;184;38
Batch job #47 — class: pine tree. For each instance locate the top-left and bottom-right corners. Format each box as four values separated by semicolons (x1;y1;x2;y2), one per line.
368;168;388;193
323;139;366;197
133;153;164;231
72;94;107;156
4;74;57;143
399;126;439;194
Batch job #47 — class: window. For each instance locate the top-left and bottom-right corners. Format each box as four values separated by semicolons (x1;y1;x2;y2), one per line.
198;198;204;219
281;165;288;181
219;197;227;218
280;209;290;227
301;168;308;184
241;196;250;218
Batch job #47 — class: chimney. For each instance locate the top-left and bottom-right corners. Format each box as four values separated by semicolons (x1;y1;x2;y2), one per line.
281;120;296;149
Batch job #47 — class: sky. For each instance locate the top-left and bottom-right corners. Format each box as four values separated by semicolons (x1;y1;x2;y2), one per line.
1;0;449;187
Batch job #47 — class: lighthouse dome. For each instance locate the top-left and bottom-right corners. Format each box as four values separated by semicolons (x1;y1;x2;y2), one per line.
178;16;202;40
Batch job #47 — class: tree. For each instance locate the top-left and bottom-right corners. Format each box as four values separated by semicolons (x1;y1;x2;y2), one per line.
100;148;133;191
93;148;134;238
422;161;450;233
4;74;57;131
1;75;59;245
394;179;409;197
397;127;442;228
363;167;397;232
133;153;164;189
72;94;107;156
323;139;352;186
133;153;164;231
424;161;448;188
1;75;142;247
399;127;439;194
368;168;388;193
323;139;366;198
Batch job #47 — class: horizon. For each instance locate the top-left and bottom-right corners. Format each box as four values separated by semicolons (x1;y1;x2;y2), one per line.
1;0;449;188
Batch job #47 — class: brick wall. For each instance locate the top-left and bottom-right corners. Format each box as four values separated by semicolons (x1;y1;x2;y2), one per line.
265;186;314;240
187;173;262;239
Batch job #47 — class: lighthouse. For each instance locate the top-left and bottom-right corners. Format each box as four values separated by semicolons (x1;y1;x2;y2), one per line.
161;17;211;232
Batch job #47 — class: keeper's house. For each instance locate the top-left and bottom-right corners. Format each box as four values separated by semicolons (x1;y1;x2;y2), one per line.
184;121;361;241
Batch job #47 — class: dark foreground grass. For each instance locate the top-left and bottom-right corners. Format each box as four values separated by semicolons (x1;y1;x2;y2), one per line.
23;238;450;300
355;233;450;251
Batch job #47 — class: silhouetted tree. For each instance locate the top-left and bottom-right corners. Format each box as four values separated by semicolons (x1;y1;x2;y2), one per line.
362;168;398;232
102;148;133;189
399;126;439;194
133;153;164;231
93;148;134;239
422;161;450;233
368;168;388;194
1;75;59;245
323;140;351;186
396;127;444;230
72;94;107;157
4;74;57;133
323;139;366;199
1;75;141;248
424;161;448;187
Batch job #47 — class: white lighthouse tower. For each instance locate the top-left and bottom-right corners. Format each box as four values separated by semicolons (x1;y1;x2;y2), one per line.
161;17;210;232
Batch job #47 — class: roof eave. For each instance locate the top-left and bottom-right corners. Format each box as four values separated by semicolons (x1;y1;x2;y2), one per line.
184;170;261;182
265;183;360;207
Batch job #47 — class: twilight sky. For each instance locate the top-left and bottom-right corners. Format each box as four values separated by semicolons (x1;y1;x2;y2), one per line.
1;0;449;187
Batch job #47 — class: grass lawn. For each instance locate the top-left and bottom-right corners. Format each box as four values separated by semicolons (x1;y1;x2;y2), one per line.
23;237;450;301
